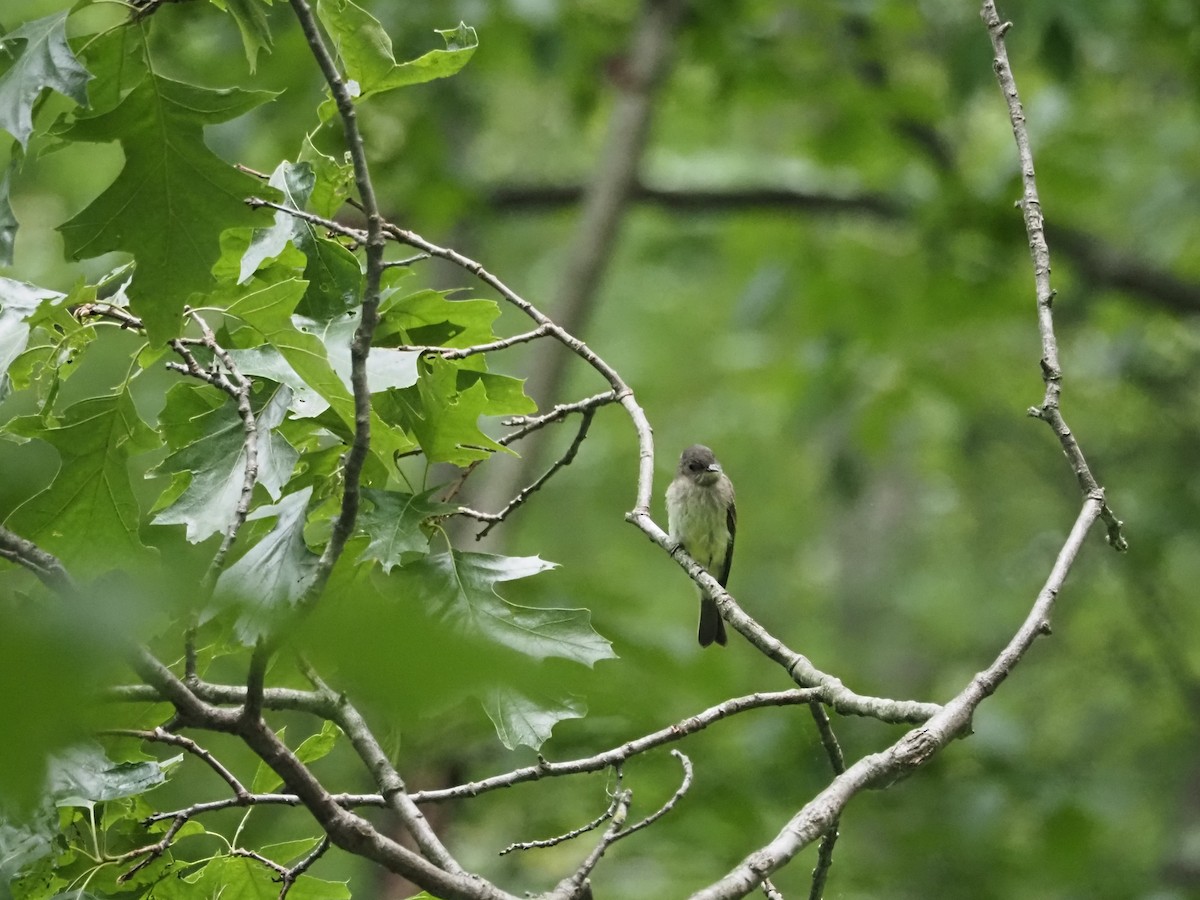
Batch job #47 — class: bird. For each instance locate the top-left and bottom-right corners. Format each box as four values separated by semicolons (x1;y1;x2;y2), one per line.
665;444;736;647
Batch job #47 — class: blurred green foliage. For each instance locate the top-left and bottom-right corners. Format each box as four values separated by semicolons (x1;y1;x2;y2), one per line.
2;0;1199;897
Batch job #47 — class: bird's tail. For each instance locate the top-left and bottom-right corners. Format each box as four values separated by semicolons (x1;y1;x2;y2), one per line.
698;595;727;647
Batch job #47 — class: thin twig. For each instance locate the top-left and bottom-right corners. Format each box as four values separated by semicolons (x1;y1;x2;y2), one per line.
282;0;387;613
382;253;430;268
296;659;462;873
394;324;552;361
558;751;692;897
614;750;692;841
980;1;1126;552
232;846;289;877
470;407;597;539
439;391;619;502
142;792;385;824
102;728;250;798
278;835;332;899
412;690;819;804
186;310;260;591
72;301;144;330
693;496;1104;898
500;784;624;856
805;701;844;900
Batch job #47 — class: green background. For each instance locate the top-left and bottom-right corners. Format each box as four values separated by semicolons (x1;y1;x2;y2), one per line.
3;0;1199;897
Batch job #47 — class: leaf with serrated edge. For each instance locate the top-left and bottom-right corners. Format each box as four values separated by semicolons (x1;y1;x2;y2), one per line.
357;487;455;571
150;383;299;543
0;11;90;146
215;487;320;644
0;277;61;384
57;73;277;343
225;276;417;458
399;551;614;666
315;2;477;99
5;388;158;577
482;686;586;751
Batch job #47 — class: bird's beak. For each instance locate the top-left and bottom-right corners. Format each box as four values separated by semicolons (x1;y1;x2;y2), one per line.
707;463;722;474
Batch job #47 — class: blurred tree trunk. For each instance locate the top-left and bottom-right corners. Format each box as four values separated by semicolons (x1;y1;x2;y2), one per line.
464;0;688;549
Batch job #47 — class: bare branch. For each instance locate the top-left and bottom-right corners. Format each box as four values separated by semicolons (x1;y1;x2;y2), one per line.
284;0;387;611
103;727;249;798
980;1;1126;551
439;391;621;503
469;406;598;539
806;702;844;900
614;749;693;841
186;309;260;589
279;836;332;898
232;846;290;878
0;525;77;596
627;508;941;723
693;496;1104;897
394;325;553;361
473;0;687;525
501;777;624;856
556;751;693;898
414;689;820;804
72;301;144;330
296;659;463;873
113;815;190;882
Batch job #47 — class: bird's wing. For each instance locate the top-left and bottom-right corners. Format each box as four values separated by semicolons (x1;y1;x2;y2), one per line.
718;498;736;587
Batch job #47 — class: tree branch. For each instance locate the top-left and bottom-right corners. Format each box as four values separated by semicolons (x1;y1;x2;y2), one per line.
693;495;1104;897
414;689;821;804
982;0;1125;550
284;0;386;609
297;659;462;873
464;406;598;539
0;524;77;596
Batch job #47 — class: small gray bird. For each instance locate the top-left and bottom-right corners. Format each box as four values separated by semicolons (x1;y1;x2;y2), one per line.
665;444;736;647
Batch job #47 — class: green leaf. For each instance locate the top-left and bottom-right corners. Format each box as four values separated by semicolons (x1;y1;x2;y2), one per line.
376;286;500;348
56;72;276;344
150;382;299;543
239;161;317;282
481;686;586;751
296;720;341;765
5;387;157;578
214;487;320;643
0;11;91;147
74;23;149;115
3;281;99;405
238;159;363;319
315;2;477;99
48;744;169;809
223;274;418;460
298;134;353;218
298;308;420;393
396;551;614;665
0;157;16;266
0;818;54;885
210;0;275;72
357;486;455;571
224;345;326;417
0;276;61;386
385;357;534;465
156;855;349;900
252;720;341;793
